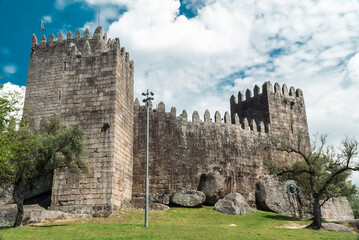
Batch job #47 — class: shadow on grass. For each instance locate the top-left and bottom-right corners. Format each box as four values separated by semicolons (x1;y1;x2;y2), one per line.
0;227;12;230
168;203;203;208
30;224;68;228
264;215;302;221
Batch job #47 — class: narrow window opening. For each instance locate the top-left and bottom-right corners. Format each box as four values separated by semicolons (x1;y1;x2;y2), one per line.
290;101;295;110
64;62;67;71
58;90;62;101
291;124;294;134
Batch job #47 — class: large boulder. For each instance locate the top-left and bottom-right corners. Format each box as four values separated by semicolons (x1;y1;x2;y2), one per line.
198;168;232;205
321;197;354;221
322;223;352;233
214;193;255;215
255;176;354;221
0;204;89;227
255;175;311;218
0;204;17;227
0;175;52;207
171;190;206;207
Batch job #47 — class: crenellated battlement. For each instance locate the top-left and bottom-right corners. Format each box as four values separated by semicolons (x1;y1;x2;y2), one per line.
134;99;270;134
31;27;134;69
230;81;303;104
230;81;309;151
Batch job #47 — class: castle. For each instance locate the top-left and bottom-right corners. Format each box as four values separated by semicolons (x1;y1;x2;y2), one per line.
24;27;310;214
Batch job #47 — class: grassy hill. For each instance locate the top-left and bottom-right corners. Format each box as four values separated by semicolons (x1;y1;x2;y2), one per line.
0;206;357;240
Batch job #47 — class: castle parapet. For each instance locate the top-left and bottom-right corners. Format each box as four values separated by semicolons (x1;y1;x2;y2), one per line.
30;27;133;65
231;81;303;104
134;101;269;134
230;81;308;146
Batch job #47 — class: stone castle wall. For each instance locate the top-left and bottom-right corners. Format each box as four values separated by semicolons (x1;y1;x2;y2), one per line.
25;27;134;214
24;27;311;213
132;99;301;207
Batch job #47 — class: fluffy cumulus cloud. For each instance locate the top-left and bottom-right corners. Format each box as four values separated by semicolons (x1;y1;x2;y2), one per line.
59;0;359;181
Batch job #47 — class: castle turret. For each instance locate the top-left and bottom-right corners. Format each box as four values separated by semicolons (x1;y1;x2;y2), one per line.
24;27;134;214
230;81;310;151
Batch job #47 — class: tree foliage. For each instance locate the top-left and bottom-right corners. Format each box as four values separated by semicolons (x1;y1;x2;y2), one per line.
0;84;21;182
348;189;359;219
272;134;359;230
0;85;87;227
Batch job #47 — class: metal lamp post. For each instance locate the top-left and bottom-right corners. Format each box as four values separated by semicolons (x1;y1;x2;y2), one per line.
142;89;154;228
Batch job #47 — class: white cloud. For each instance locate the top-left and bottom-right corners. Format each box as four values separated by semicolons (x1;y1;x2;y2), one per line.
55;0;80;10
3;64;17;74
42;15;53;23
77;0;359;182
342;53;359;89
84;0;358;115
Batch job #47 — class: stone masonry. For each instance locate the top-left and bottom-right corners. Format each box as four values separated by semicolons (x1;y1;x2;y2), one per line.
132;82;307;207
25;27;134;214
20;27;326;215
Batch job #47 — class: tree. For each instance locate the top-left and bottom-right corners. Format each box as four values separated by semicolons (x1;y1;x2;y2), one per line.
272;134;359;230
0;85;87;227
0;84;22;184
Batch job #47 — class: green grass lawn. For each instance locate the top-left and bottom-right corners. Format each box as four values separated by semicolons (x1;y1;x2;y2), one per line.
0;206;358;240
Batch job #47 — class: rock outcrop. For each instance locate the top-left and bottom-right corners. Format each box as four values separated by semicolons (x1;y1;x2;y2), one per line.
197;168;232;205
255;175;311;218
321;197;354;221
255;176;354;221
0;204;89;227
171;190;206;207
322;223;352;233
0;204;17;227
214;193;255;215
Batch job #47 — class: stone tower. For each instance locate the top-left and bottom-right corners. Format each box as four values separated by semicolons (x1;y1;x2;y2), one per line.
230;82;310;150
25;27;134;214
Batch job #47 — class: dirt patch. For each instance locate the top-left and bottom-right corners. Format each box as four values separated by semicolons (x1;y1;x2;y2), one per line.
277;222;307;229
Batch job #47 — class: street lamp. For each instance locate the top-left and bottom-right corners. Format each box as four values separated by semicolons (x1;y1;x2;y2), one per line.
142;89;154;228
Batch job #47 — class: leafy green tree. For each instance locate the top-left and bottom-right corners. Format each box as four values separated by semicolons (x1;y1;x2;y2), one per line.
273;134;359;230
11;117;86;226
0;84;21;184
0;85;87;227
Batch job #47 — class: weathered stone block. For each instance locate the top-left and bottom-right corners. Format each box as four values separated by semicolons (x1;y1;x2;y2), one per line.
171;190;206;207
214;193;255;215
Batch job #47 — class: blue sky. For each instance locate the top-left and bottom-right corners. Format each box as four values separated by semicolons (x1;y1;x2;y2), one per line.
0;0;199;86
1;0;359;181
0;0;95;86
